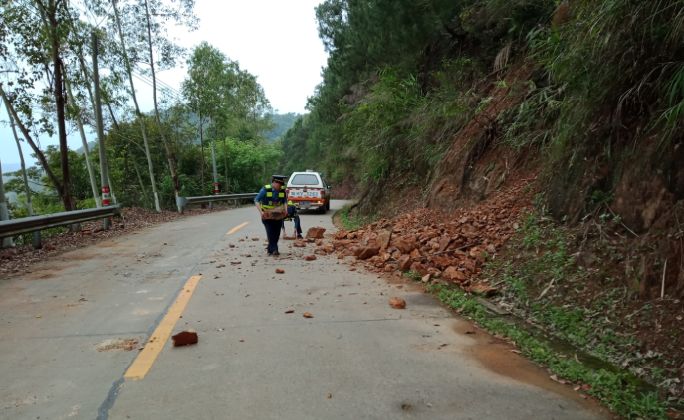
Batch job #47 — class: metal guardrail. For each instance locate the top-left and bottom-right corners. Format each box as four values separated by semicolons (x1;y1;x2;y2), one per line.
177;193;257;212
0;205;121;238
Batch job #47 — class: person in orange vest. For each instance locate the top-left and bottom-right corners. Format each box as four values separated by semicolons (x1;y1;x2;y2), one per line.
254;175;287;256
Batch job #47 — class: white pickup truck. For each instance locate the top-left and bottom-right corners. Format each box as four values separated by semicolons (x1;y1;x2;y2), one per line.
286;170;331;213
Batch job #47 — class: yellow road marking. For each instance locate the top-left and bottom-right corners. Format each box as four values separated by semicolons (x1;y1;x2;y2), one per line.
226;221;249;235
124;275;202;381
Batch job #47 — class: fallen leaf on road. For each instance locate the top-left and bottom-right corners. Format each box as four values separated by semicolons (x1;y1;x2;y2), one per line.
216;264;226;268
327;393;333;399
230;261;242;265
303;312;314;318
304;255;317;261
389;297;406;309
229;244;235;248
275;268;285;274
285;309;295;314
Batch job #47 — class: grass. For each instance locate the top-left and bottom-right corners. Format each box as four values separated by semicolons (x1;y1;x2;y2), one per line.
338;204;375;231
430;283;668;419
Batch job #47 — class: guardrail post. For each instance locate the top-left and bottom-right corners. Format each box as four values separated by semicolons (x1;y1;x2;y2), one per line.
176;196;187;214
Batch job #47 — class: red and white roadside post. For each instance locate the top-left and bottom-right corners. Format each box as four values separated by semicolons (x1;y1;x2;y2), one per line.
102;185;111;206
102;185;111;229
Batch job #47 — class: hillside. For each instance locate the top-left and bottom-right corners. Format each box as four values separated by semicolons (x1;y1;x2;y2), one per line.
281;0;684;416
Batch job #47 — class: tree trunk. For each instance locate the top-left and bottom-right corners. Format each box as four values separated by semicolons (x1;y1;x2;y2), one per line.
111;0;161;212
199;113;205;191
65;77;102;207
0;157;13;248
47;2;73;211
0;84;64;197
223;137;229;192
9;112;41;248
144;0;181;212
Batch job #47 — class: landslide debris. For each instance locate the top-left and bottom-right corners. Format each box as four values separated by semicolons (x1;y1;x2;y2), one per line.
317;180;533;292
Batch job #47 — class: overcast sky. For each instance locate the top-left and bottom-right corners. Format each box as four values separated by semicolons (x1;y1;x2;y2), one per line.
0;0;328;168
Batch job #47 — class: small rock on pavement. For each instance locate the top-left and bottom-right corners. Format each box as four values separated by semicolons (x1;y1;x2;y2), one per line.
304;255;317;261
303;312;314;318
275;268;285;274
389;297;406;309
172;330;198;347
306;227;326;239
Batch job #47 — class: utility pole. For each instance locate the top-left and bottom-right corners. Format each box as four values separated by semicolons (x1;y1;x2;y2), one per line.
92;31;111;229
210;120;219;196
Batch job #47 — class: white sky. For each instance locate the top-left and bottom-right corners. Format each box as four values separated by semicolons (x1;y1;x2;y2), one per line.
0;0;328;167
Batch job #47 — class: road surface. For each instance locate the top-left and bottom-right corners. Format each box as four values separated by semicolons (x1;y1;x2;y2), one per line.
0;200;606;419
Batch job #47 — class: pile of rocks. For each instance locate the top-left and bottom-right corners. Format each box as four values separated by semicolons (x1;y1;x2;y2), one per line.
318;181;534;294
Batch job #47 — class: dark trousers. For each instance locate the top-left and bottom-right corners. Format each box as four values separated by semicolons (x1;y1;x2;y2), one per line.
293;214;302;236
286;206;302;236
262;219;283;254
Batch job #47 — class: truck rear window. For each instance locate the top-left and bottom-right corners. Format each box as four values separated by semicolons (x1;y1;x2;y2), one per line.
290;174;319;185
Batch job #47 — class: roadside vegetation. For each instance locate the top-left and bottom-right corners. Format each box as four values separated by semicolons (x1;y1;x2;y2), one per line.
1;1;292;221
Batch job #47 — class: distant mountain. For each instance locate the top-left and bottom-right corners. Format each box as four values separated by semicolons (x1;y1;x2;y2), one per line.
75;141;97;155
264;112;300;142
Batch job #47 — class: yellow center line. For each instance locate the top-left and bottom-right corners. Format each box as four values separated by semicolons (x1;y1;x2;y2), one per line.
124;275;202;381
226;221;249;235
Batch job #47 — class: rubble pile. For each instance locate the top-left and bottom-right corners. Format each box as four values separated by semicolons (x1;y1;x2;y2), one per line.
319;181;534;293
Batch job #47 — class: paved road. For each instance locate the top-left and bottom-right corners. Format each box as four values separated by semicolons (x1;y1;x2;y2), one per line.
0;200;606;419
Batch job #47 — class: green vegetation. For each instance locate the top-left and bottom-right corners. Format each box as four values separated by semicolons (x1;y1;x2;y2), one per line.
0;2;285;216
338;204;375;231
431;283;668;419
278;0;683;219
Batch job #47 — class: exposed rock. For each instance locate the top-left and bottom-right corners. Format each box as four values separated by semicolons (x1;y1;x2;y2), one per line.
172;331;198;347
307;227;326;239
398;255;412;271
389;297;406;309
443;266;467;282
377;229;392;250
357;246;380;260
